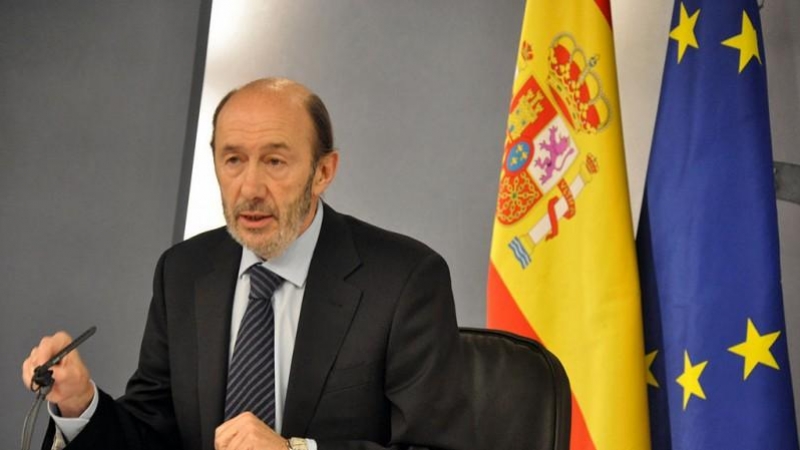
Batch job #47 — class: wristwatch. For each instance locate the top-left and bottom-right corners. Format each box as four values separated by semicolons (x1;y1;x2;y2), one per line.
287;437;308;450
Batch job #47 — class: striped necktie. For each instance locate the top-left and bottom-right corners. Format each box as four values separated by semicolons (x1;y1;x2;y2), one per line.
225;264;284;427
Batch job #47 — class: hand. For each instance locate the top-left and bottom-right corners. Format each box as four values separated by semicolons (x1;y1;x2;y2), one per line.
21;331;94;417
215;412;288;450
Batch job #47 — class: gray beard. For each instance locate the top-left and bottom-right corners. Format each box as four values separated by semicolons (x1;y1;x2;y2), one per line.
224;173;314;260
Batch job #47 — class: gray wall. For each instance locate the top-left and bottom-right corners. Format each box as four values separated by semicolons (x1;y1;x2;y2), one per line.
763;0;800;409
1;1;798;449
0;1;206;447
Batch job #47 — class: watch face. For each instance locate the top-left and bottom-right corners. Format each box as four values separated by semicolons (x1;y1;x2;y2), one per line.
289;438;308;450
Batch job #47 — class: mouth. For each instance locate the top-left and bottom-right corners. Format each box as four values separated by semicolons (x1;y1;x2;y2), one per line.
236;212;275;229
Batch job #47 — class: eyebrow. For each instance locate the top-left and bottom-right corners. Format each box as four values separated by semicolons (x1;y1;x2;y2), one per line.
220;142;291;153
261;142;290;152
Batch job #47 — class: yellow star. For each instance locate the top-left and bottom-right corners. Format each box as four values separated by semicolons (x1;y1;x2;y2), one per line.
645;350;660;388
722;11;762;73
676;350;708;410
728;318;781;380
669;3;700;63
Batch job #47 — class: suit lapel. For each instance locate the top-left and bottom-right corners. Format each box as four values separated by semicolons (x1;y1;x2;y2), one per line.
194;233;241;450
282;205;362;437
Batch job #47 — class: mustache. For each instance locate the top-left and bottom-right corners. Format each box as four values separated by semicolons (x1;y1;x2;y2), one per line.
231;200;278;218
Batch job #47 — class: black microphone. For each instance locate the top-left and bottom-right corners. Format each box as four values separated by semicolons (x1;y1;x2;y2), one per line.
31;326;97;390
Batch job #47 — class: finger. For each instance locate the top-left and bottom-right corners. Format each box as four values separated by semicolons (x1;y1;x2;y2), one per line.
216;411;250;435
215;412;256;449
21;355;45;391
37;336;54;355
35;337;59;362
51;331;73;346
21;358;33;389
49;362;89;391
50;365;80;389
30;341;52;366
49;365;65;382
215;430;234;450
39;332;73;356
224;429;248;450
50;350;77;370
215;420;236;450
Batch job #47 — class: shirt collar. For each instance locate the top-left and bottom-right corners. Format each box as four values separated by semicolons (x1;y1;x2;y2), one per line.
237;200;324;288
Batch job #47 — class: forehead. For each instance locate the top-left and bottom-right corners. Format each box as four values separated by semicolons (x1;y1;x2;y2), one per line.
215;88;314;149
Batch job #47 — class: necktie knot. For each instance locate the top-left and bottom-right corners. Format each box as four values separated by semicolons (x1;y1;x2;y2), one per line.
247;264;284;302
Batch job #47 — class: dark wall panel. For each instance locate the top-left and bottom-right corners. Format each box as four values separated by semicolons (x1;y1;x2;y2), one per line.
0;2;205;447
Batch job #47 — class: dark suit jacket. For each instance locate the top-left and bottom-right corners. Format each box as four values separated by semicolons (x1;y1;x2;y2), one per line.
46;204;470;450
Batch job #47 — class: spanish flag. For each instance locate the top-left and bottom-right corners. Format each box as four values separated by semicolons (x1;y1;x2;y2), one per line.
487;1;650;449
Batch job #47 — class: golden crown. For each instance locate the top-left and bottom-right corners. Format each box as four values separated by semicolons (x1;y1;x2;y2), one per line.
546;33;611;134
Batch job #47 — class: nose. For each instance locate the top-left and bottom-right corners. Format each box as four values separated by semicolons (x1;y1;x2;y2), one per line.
240;161;268;201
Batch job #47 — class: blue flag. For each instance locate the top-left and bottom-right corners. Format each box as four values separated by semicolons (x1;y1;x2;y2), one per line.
637;1;798;449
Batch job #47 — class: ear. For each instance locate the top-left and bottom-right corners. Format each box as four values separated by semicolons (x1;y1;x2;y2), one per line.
312;150;339;197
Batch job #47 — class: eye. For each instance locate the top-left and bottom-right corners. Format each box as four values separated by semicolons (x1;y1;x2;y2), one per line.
224;155;242;166
266;157;286;167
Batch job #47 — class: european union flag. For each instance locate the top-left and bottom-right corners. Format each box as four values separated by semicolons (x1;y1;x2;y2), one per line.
637;1;799;449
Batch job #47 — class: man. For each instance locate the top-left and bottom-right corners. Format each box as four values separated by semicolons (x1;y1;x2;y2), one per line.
22;78;469;450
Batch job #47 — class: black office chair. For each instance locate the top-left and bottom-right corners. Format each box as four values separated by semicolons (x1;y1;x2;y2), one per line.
459;327;571;450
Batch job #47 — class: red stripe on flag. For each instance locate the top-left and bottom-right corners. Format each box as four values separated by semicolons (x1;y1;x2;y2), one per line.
487;263;597;450
569;396;597;450
487;262;539;340
594;0;612;27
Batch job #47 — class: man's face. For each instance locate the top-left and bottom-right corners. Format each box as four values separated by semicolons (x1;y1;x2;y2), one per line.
213;88;335;260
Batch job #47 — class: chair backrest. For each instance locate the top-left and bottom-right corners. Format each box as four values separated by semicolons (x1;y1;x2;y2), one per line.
459;327;571;450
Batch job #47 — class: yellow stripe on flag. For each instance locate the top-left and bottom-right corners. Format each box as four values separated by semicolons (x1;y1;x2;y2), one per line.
487;1;651;449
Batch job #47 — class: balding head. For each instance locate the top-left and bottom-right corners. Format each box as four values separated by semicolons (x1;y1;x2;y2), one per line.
211;77;339;260
211;77;334;163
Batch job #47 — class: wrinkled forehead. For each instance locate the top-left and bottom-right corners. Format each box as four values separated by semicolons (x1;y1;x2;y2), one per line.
214;86;315;149
211;78;319;154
